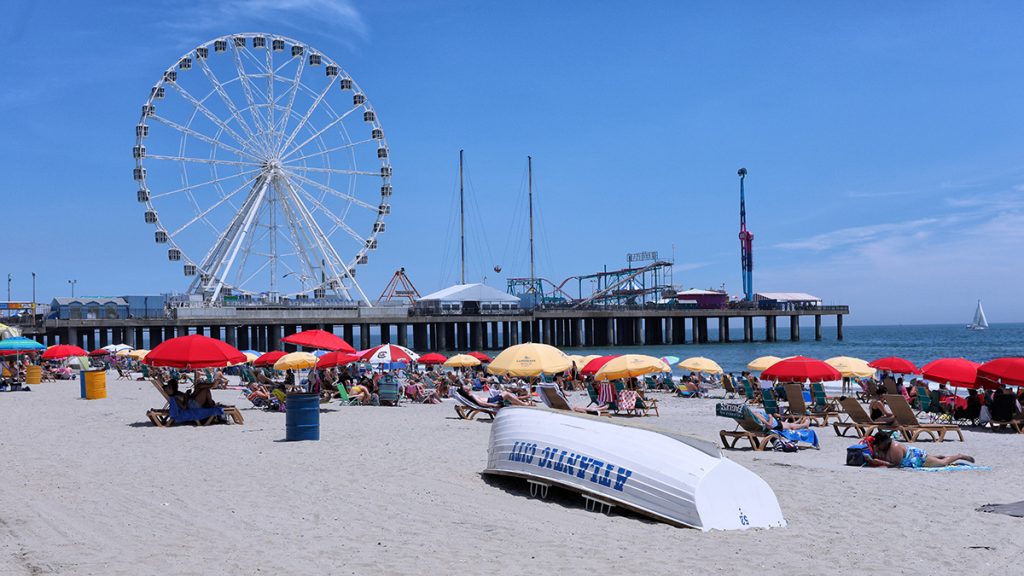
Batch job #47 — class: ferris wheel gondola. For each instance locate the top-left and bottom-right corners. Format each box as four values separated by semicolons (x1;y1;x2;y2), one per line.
134;32;391;304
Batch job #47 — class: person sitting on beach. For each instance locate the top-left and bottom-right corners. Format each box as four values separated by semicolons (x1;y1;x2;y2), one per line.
749;407;811;431
163;378;189;410
869;387;896;424
462;383;531;408
348;381;372;404
865;430;975;468
188;380;217;409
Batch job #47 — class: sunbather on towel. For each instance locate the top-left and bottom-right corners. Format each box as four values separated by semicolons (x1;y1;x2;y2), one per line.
866;430;975;468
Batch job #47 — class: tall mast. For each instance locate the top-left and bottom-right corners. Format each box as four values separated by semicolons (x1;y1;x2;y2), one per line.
459;149;465;284
528;155;535;283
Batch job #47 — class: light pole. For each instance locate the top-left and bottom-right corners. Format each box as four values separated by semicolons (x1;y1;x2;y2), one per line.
6;273;10;319
68;279;77;297
31;272;36;326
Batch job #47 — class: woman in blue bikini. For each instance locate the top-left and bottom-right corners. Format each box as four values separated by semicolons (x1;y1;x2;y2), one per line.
866;430;975;468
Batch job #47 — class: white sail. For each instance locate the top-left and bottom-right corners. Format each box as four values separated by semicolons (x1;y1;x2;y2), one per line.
974;301;989;328
968;300;988;330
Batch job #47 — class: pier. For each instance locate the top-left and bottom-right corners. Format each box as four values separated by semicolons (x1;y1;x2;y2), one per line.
19;305;849;352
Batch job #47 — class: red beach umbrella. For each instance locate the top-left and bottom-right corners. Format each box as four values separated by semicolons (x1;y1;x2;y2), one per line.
253;350;286;367
921;358;980;388
868;357;921;374
41;345;89;360
976;357;1024;388
467;351;492;363
281;329;355;352
417;352;447;365
580;355;618;376
316;351;361;369
144;334;246;369
761;356;842;383
88;348;110;357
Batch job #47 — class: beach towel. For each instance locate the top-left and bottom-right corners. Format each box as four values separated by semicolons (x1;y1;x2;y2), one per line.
775;429;819;449
909;464;991;472
597;382;615;405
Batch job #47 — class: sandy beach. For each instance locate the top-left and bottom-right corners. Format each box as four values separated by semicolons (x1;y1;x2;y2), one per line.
0;373;1020;575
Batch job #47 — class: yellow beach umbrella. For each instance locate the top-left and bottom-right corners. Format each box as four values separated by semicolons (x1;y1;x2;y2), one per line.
678;356;723;374
487;343;571;377
128;349;149;360
444;354;482;368
747;355;781;372
242;352;260;364
274;351;318;371
116;349;133;357
593;354;671;381
825;356;875;378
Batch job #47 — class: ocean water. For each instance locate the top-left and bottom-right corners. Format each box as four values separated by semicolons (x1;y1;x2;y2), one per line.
561;323;1024;375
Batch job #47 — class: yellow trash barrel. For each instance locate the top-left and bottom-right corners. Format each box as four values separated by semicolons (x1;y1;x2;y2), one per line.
25;365;41;385
84;370;106;400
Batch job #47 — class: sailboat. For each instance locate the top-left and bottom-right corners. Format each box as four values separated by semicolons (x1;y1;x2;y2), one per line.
967;300;988;331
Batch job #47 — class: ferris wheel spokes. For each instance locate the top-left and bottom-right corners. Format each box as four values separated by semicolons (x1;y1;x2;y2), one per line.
279;105;363;162
284;170;377;211
195;55;268;157
149;114;262;162
163;76;257;157
168;173;261;238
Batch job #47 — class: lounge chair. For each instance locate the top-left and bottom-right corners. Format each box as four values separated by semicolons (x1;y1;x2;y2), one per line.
885;394;963;442
613;381;657;416
115;366;131;380
832;397;898;438
721;376;738;399
537;383;608;416
783;383;829;426
377;376;401;406
451;387;496;420
336;383;360;405
988;394;1024;433
740;378;761;404
585;382;600;406
810;382;840;413
146;380;244;427
718;404;775;451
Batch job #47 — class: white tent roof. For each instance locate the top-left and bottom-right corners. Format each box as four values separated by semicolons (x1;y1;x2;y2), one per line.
677;289;726;296
419;283;521;303
755;292;821;302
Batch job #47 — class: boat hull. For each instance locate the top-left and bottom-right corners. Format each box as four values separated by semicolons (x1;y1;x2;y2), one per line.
484;407;786;531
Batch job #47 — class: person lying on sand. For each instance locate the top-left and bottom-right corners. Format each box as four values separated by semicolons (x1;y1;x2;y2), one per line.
749;407;811;431
866;430;974;468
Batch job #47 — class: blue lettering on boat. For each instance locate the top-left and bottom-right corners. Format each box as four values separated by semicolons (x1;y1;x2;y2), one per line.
515;440;632;492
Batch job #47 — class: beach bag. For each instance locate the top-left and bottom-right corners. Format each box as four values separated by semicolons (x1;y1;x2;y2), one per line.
771;436;798;452
846;443;871;467
978;405;991;425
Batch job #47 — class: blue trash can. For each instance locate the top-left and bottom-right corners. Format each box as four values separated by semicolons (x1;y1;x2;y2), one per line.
285;393;320;441
79;370;86;399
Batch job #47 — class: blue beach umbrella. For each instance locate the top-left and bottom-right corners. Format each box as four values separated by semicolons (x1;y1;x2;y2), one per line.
661;355;681;367
0;337;45;351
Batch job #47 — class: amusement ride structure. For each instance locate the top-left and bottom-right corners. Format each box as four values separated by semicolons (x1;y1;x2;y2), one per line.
133;32;391;305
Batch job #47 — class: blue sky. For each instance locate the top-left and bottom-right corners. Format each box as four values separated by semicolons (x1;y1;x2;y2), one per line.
2;1;1022;325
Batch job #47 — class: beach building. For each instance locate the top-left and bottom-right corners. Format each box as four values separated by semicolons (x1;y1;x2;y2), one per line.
416;283;521;315
49;297;129;320
676;289;729;309
754;292;822;311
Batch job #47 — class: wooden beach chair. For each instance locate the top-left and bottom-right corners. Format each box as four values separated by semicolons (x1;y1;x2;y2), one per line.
115;366;131;380
885;395;963;442
538;383;609;416
782;383;829;426
451;387;496;421
718;404;774;451
832;397;897;438
146;380;244;427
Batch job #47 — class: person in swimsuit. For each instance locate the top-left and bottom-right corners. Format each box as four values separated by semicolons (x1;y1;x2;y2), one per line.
866;430;975;468
869;389;896;424
750;407;811;431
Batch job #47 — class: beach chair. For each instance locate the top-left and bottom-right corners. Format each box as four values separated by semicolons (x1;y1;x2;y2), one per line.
783;383;828;426
335;383;360;405
585;382;600;406
717;404;774;451
913;385;933;418
810;382;840;412
832;397;896;438
146;380;244;426
761;388;783;416
740;378;761;404
377;376;401;406
885;394;963;442
115;366;131;380
721;375;738;399
987;394;1024;433
538;383;609;416
451;387;496;420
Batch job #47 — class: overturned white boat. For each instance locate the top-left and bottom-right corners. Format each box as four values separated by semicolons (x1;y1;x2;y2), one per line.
484;407;786;531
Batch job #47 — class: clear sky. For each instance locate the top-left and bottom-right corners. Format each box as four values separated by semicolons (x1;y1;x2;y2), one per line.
2;1;1022;325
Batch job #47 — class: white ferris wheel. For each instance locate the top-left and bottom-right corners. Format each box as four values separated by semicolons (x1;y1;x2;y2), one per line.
133;32;391;304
